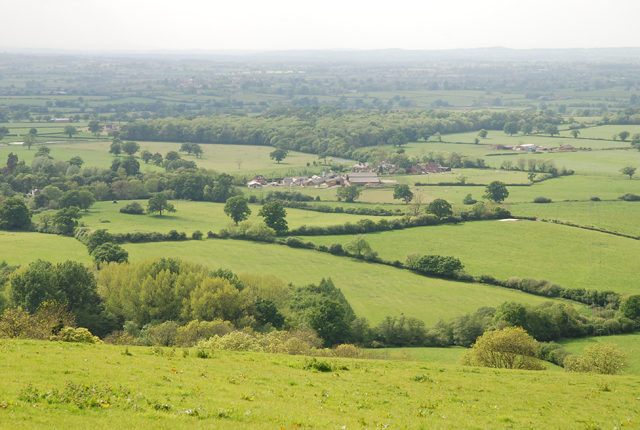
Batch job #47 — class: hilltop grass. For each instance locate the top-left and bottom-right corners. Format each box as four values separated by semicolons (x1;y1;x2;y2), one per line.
308;220;640;295
559;333;640;376
120;239;566;325
0;339;637;429
510;200;640;237
34;200;400;236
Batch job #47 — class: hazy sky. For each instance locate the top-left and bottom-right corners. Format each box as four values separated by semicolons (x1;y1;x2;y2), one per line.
2;0;639;52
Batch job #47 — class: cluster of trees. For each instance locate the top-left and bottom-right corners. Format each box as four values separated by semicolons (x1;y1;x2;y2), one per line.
119;107;565;159
500;158;575;178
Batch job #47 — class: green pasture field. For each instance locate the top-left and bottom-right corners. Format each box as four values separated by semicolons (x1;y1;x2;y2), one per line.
405;174;640;204
558;124;640;140
509;200;640;237
120;239;565;325
0;140;333;175
559;333;640;376
391;169;531;185
308;220;640;295
0;232;90;266
35;200;400;236
1;340;635;429
371;346;466;365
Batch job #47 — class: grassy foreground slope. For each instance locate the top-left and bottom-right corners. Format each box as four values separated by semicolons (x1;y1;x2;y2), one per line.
0;340;638;429
122;239;564;325
0;232;91;266
309;220;640;295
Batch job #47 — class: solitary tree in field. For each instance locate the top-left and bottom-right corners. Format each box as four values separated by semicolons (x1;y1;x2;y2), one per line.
620;166;637;179
459;327;544;370
478;129;488;139
224;195;251;225
619;131;630;142
345;235;372;257
336;185;361;203
0;126;9;140
147;193;176;216
258;201;288;233
87;120;102;137
235;158;244;169
63;125;78;138
393;184;413;204
484;181;509;202
426;198;452;219
68;156;84;167
503;122;518;136
270;148;288;164
23;133;36;150
570;129;580;138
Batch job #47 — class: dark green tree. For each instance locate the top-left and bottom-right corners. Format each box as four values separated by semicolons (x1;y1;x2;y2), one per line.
478;129;488;139
255;298;285;329
224;195;251;225
393;184;414;204
68;156;84;167
426;198;452;219
484;181;509;202
336;185;361;203
109;140;122;156
92;242;129;265
544;124;559;136
140;150;153;164
88;120;102;136
621;295;640;320
619;131;630;142
6;152;18;173
111;156;140;176
165;151;181;161
503;122;518;136
86;229;117;254
258;201;288;233
63;125;78;138
0;197;32;230
147;193;176;216
620;166;637;179
308;300;352;347
269;148;288;163
52;206;81;235
121;141;140;156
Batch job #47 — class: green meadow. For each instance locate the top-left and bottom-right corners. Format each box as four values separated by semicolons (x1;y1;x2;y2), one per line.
308;220;640;295
510;200;640;237
35;200;399;235
2;339;636;429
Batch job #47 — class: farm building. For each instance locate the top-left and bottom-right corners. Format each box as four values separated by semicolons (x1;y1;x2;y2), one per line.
558;144;575;151
247;180;263;189
283;176;312;187
252;175;267;185
345;172;380;186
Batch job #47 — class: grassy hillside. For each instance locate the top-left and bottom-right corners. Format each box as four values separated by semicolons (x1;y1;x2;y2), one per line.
121;239;566;325
308;220;640;295
0;339;636;429
0;232;91;266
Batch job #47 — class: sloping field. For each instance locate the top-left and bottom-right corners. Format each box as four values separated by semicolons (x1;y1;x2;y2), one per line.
122;239;570;325
308;220;640;295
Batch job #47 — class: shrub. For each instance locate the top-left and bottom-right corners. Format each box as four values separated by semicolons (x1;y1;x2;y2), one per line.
51;327;101;344
119;202;145;214
590;196;601;201
459;327;544;370
192;230;203;240
166;230;181;240
328;242;343;255
564;342;627;374
462;194;477;205
405;253;464;278
533;196;552;203
619;193;640;201
175;319;235;347
198;331;261;352
207;231;216;239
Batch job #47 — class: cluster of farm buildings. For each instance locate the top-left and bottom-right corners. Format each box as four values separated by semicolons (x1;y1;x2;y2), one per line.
247;161;451;188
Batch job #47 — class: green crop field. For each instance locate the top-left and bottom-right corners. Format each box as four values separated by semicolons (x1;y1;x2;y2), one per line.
510;200;640;237
559;333;640;376
1;340;635;429
119;239;565;325
308;220;640;295
0;232;91;266
34;200;400;236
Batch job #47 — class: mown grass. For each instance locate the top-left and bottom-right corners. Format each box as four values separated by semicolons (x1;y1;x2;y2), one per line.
308;220;640;295
121;239;565;325
0;339;637;429
34;200;400;235
0;232;91;266
510;200;640;237
559;332;640;376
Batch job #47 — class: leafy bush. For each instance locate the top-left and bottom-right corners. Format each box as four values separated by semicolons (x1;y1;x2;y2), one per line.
119;202;145;214
564;342;627;374
405;253;464;278
328;242;344;255
463;194;477;205
175;319;235;347
192;230;203;240
50;327;102;344
619;193;640;201
533;196;552;203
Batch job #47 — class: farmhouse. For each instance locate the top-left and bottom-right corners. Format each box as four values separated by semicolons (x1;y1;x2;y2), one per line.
247;180;263;189
345;172;380;186
252;175;267;185
353;163;372;172
283;176;312;187
104;124;120;133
